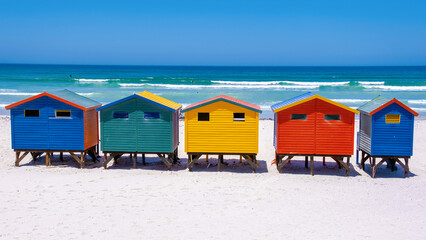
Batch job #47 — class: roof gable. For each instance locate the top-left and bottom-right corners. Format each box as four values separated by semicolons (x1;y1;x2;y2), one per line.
182;95;262;113
5;89;101;110
271;92;359;114
97;92;181;112
358;96;419;116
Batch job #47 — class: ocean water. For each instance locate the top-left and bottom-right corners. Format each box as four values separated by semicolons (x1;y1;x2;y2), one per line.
0;64;425;118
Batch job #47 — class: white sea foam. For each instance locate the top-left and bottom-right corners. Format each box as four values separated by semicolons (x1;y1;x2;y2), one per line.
76;78;117;83
331;99;369;104
358;81;385;85
211;80;284;85
282;81;350;86
408;100;426;105
76;92;95;96
363;85;426;91
146;77;154;79
119;83;147;87
144;83;318;90
0;92;37;96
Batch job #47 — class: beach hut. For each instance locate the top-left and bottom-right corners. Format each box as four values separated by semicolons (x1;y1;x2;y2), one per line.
96;91;181;170
5;89;101;168
182;95;262;172
357;96;418;178
271;92;359;176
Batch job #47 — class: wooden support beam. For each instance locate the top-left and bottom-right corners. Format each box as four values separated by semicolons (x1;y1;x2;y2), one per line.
277;155;293;173
206;154;209;163
60;152;64;161
323;156;326;166
310;156;314;176
142;153;146;165
372;159;386;178
331;156;351;176
396;158;410;178
15;151;29;167
242;155;257;173
240;155;242;163
157;154;172;171
103;153;120;169
69;152;82;167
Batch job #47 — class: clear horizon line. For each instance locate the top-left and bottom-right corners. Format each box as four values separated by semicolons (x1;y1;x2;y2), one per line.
1;62;426;68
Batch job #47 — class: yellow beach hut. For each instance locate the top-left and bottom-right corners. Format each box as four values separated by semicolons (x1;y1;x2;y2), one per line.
182;95;262;172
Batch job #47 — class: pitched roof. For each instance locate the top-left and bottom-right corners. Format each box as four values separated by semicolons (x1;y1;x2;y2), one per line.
5;89;101;110
96;91;181;112
358;96;419;116
271;92;359;114
182;95;262;113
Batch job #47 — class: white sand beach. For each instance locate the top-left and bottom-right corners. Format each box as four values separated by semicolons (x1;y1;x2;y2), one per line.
0;116;425;239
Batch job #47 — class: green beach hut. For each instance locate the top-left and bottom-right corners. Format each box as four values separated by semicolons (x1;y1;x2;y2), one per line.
96;91;182;170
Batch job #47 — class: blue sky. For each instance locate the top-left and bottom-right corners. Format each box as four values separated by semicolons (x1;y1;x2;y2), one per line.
1;0;425;66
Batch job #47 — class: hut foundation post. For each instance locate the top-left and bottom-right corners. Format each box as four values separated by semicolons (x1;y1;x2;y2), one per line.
187;154;192;171
305;156;309;169
217;155;222;172
60;152;64;161
323;156;326;166
240;155;242;163
206;154;209;163
45;152;50;166
133;153;137;169
103;154;107;169
310;156;314;176
142;154;146;165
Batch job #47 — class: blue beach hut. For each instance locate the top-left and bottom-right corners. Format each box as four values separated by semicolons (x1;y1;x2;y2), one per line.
357;96;418;177
5;89;101;168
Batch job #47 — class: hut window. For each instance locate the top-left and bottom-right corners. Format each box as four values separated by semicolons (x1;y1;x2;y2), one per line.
113;111;129;118
233;113;245;121
198;112;209;121
386;114;400;124
291;114;307;120
55;110;71;118
144;112;160;119
325;115;340;120
24;110;39;117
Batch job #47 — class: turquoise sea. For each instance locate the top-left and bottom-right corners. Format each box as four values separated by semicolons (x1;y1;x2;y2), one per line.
1;64;425;118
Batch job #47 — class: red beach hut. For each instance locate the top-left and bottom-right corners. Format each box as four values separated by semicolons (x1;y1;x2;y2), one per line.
271;92;359;175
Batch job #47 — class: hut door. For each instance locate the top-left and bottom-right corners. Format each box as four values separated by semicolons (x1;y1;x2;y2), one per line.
278;101;316;154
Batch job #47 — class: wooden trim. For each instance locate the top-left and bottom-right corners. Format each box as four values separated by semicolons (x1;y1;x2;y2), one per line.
370;98;419;116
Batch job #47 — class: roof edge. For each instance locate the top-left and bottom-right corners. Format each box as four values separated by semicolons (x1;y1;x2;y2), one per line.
370;98;419;116
182;97;262;113
5;92;88;111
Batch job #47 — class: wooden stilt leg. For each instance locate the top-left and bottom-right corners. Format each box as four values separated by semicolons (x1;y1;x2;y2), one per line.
217;155;222;172
15;152;20;167
404;157;409;178
133;153;137;169
206;154;209;163
305;156;308;169
103;154;108;169
187;154;192;171
46;152;50;166
323;156;326;166
80;152;86;168
60;152;64;161
240;155;242;163
310;156;314;176
142;154;146;165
